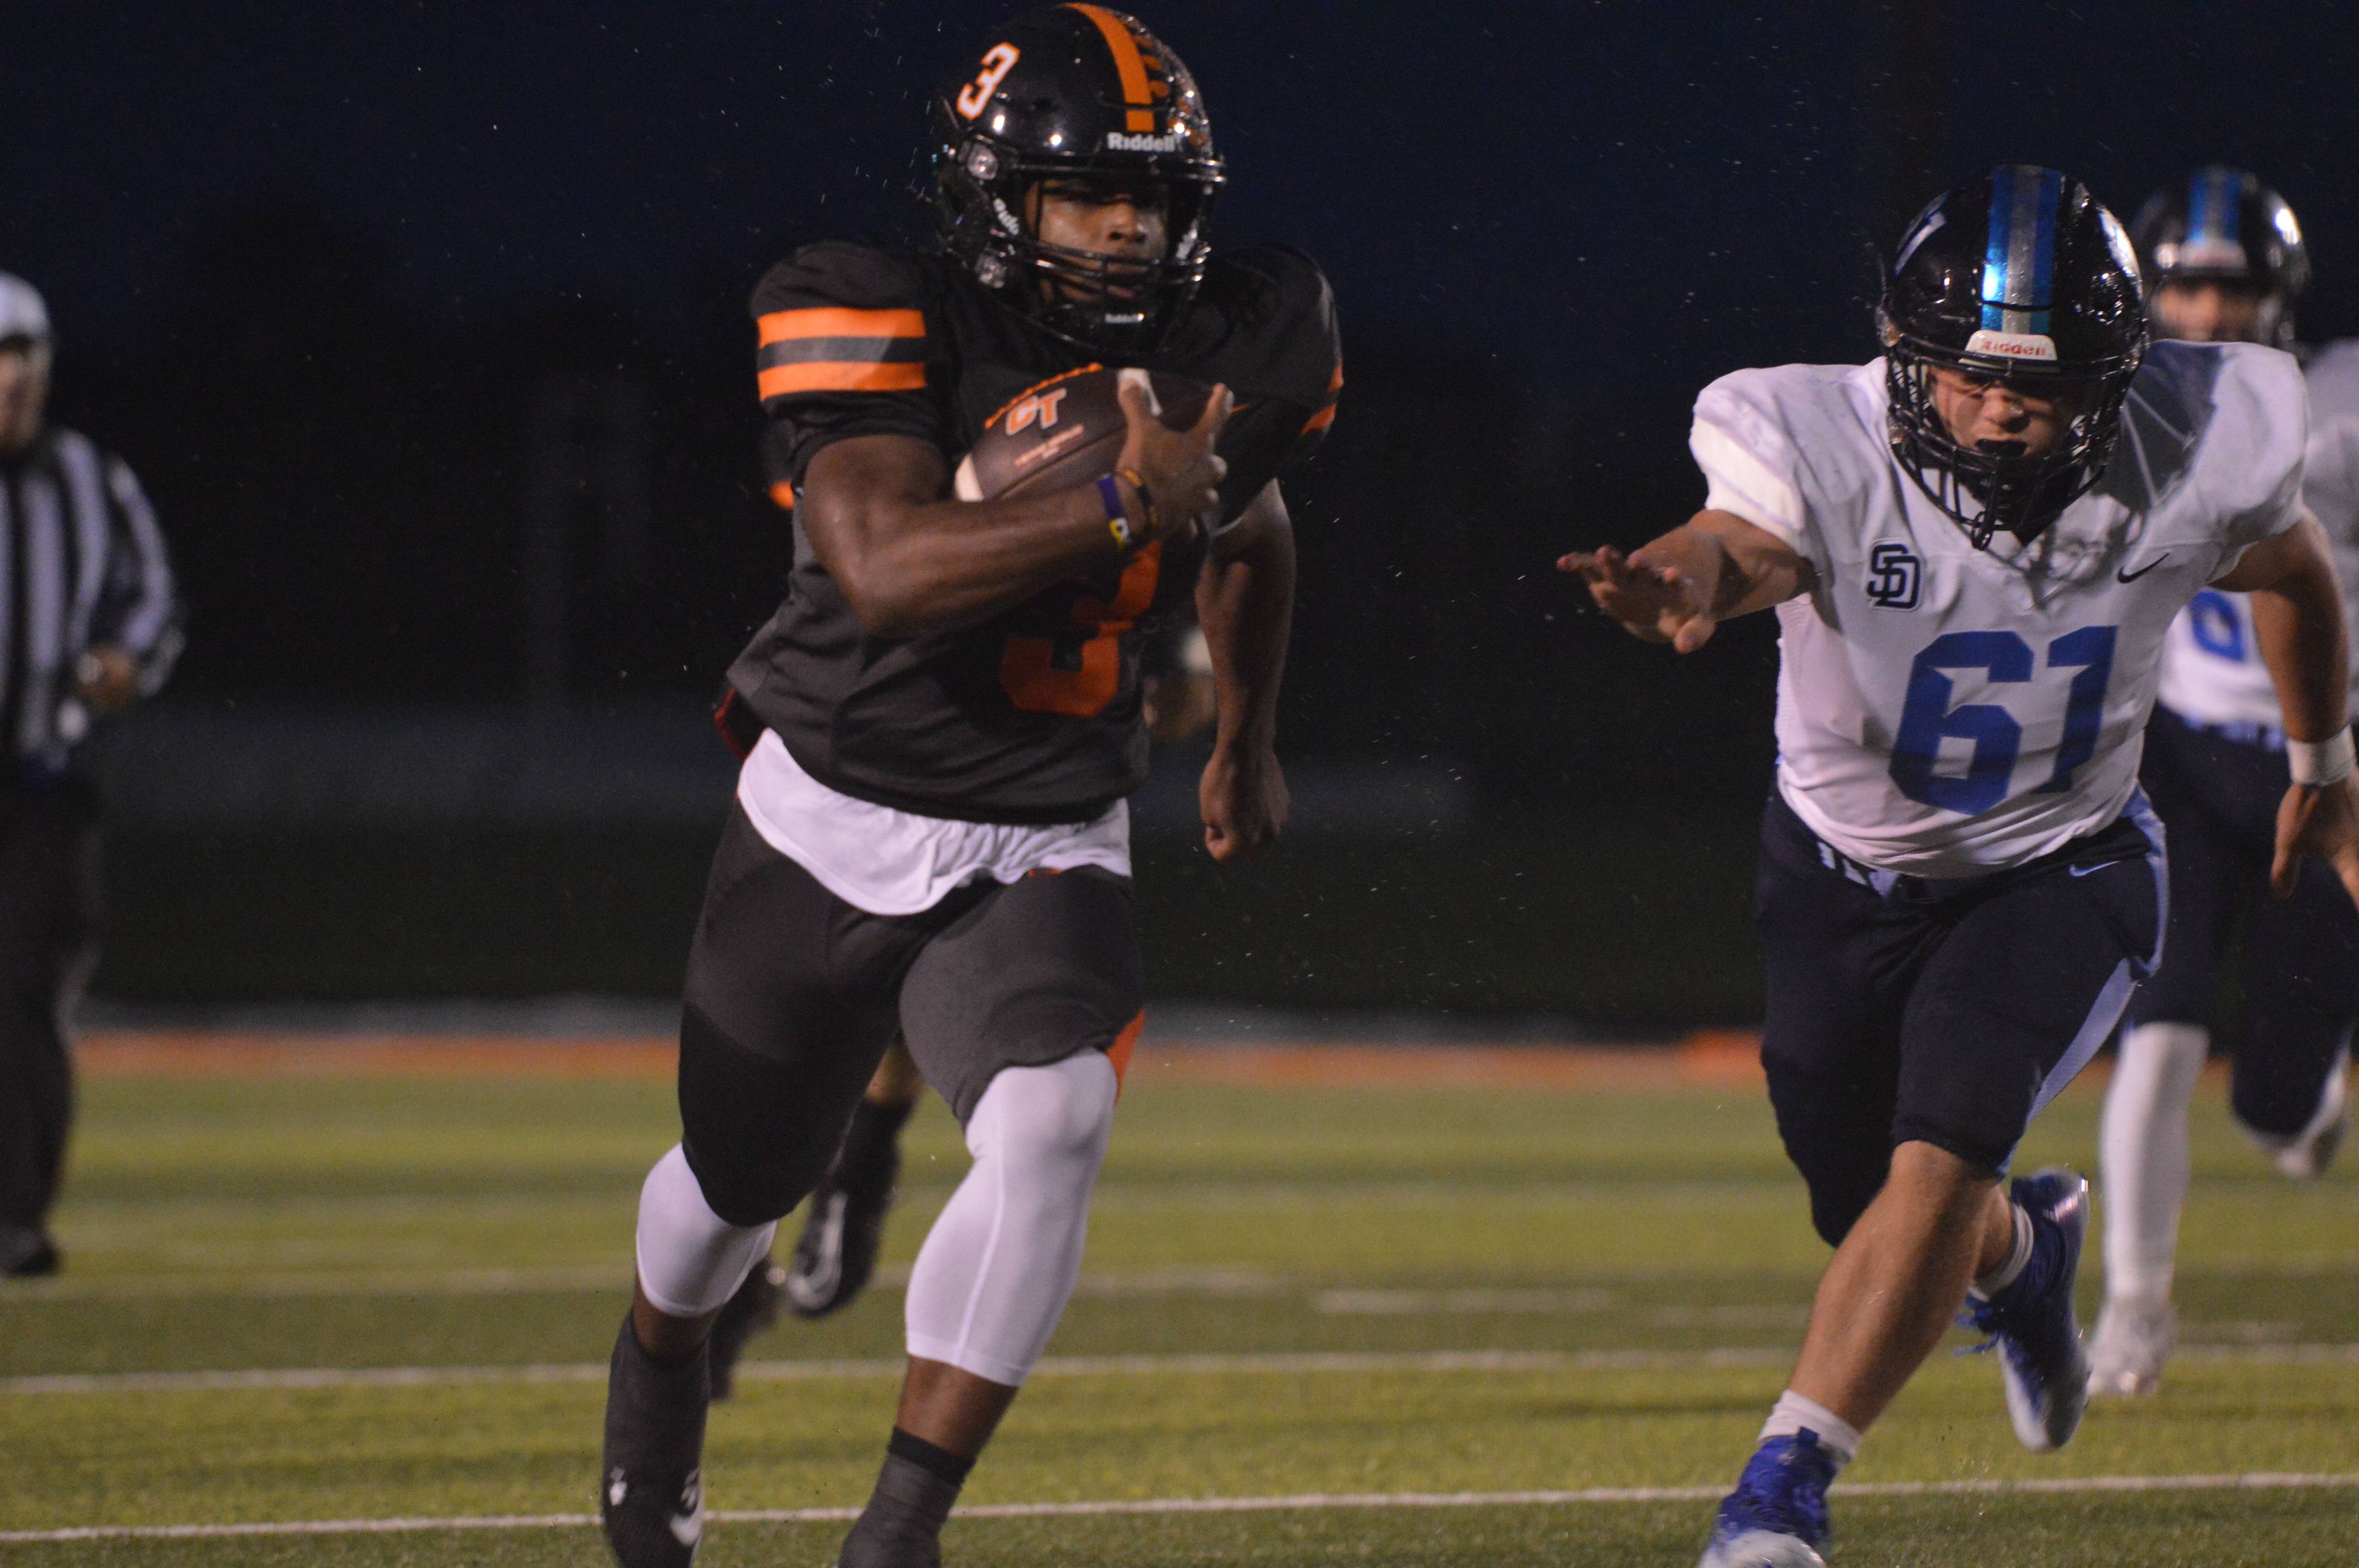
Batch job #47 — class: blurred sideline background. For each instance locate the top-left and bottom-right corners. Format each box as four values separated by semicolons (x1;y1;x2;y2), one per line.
12;1;2359;1030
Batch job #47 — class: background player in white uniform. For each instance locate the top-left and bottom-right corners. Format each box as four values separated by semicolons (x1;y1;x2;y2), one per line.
1564;166;2359;1568
2089;169;2359;1397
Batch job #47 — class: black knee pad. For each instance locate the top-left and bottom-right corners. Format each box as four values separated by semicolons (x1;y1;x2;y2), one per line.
677;1005;853;1228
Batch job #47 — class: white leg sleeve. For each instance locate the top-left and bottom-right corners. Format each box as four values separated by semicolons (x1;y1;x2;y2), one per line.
634;1144;778;1317
2099;1023;2209;1301
904;1051;1117;1387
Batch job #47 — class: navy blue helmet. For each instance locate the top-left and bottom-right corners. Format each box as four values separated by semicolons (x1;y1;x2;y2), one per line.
1880;166;2147;548
2131;166;2309;348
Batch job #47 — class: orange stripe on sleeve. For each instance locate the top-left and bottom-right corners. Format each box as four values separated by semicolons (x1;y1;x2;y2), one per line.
757;307;925;347
1067;4;1157;131
758;361;928;399
1299;362;1344;434
769;480;796;510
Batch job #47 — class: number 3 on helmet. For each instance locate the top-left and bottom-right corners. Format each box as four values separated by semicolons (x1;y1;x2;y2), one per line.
929;6;1226;354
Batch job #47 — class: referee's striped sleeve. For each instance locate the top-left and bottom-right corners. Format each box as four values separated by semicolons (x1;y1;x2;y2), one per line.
96;454;182;693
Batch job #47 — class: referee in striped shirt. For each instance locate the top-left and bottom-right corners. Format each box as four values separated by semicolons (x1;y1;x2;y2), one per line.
0;273;179;1278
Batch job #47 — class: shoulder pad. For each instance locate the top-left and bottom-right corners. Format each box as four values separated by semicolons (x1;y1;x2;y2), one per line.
752;243;939;408
752;241;938;316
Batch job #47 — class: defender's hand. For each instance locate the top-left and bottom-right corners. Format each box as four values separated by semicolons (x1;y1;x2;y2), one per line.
1200;742;1286;864
1117;370;1230;544
1557;544;1720;653
2272;775;2359;908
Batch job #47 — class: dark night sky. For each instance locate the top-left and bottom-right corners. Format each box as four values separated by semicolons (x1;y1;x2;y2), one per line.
6;0;2359;744
15;2;2359;386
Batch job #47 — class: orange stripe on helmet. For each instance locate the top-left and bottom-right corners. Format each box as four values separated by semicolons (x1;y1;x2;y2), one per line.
757;361;927;399
1066;4;1157;133
757;307;925;346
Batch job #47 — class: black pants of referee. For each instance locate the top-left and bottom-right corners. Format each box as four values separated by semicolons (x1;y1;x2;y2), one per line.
0;779;101;1257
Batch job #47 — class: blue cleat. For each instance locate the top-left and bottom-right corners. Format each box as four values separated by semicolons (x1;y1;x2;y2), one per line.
1698;1432;1837;1568
1961;1166;2091;1453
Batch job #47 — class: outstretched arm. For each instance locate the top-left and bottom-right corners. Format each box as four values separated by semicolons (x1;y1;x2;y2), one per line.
2213;511;2359;903
1556;509;1815;653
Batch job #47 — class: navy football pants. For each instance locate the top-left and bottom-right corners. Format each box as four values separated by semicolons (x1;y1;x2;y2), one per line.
2127;707;2359;1137
1756;793;2164;1248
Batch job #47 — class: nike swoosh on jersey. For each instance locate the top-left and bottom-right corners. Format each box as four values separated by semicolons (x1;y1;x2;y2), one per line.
2117;553;2170;583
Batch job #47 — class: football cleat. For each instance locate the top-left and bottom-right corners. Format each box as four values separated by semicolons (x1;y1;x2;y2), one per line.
600;1316;711;1567
1698;1433;1837;1568
0;1227;60;1278
2086;1292;2177;1397
705;1259;784;1403
785;1102;904;1319
1961;1167;2091;1451
2252;1065;2348;1181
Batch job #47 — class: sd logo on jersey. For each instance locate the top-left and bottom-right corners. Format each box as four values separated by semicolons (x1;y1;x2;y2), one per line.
1867;543;1922;609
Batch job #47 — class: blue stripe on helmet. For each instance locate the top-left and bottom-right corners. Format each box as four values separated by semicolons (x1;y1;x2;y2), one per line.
1982;165;2062;335
2189;166;2242;242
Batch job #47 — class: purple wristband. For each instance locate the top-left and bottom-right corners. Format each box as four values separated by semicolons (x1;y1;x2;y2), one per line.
1095;473;1135;548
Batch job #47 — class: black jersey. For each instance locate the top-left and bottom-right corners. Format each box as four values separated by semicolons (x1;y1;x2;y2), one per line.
728;240;1340;824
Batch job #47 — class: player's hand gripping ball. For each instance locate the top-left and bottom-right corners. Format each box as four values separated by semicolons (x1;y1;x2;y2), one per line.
955;366;1228;541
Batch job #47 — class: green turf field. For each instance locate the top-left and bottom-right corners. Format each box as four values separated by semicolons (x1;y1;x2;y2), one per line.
2;1056;2355;1566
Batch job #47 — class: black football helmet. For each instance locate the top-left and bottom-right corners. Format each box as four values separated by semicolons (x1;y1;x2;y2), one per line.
1880;165;2147;548
931;6;1224;354
2130;166;2309;348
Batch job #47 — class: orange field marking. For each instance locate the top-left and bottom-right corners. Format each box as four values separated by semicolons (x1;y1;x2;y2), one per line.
77;1030;1768;1087
79;1033;679;1080
76;1028;2169;1091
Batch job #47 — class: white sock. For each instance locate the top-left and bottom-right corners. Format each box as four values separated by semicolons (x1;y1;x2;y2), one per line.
634;1144;779;1317
1758;1391;1860;1469
1971;1203;2034;1300
904;1051;1117;1386
2099;1023;2208;1301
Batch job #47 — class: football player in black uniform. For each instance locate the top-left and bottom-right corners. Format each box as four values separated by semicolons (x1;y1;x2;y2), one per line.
599;9;1340;1567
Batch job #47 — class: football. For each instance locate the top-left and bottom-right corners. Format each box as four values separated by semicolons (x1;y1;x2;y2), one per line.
953;365;1215;502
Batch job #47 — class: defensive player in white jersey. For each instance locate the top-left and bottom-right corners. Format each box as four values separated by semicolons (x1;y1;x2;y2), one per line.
2088;169;2359;1397
1564;166;2359;1568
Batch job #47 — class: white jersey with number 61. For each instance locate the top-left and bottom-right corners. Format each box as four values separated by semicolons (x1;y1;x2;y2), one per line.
1691;338;2307;876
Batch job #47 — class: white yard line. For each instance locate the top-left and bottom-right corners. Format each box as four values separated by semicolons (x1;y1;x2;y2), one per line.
9;1340;2357;1397
4;1472;2355;1543
0;1347;1789;1395
4;1262;1293;1302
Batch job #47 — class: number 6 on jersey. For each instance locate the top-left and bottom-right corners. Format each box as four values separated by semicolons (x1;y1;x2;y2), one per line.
1890;626;2119;814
